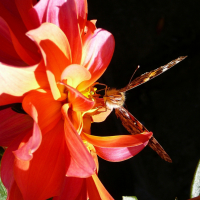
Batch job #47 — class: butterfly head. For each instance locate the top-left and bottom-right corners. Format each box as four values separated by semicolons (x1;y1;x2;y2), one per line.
103;88;126;109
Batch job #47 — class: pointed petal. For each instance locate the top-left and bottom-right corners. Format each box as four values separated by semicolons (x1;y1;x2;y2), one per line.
61;64;91;88
14;121;67;200
22;89;62;134
15;0;37;30
13;122;42;161
74;0;87;33
0;17;24;65
82;132;152;147
78;29;115;91
60;83;94;112
0;2;41;65
87;174;114;200
58;0;82;63
0;61;49;106
53;177;84;200
27;23;72;100
82;132;152;161
1;132;27;195
62;104;96;177
0;107;33;146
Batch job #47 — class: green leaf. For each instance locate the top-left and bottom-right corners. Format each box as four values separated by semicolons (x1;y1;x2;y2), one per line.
191;160;200;198
122;196;138;200
0;176;7;200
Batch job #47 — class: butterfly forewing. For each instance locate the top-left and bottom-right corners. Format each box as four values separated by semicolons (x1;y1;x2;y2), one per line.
119;56;187;93
115;106;172;163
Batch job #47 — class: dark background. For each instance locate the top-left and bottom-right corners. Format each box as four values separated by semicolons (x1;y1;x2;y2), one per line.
88;1;200;200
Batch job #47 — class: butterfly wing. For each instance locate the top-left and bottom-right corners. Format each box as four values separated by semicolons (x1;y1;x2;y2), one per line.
119;56;187;93
115;106;172;163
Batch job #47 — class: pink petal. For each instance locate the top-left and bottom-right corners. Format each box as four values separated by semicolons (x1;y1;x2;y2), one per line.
22;89;62;134
27;23;72;100
0;107;33;146
82;132;152;147
78;29;115;91
53;177;84;200
74;0;88;33
61;64;91;88
62;104;96;178
14;120;67;200
58;0;82;63
0;62;49;106
95;143;149;162
60;83;94;112
13;122;42;161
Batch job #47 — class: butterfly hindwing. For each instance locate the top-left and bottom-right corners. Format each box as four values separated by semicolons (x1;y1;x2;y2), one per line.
115;106;172;163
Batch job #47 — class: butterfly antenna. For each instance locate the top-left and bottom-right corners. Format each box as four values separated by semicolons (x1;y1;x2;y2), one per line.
127;65;140;87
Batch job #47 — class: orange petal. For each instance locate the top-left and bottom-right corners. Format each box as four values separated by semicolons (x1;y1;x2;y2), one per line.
27;23;72;100
61;64;91;88
61;83;95;112
53;177;85;200
13;122;42;161
0;62;48;106
82;132;152;148
92;108;112;123
14;120;67;200
22;89;62;134
78;29;115;91
62;104;96;178
0;107;33;146
87;174;114;200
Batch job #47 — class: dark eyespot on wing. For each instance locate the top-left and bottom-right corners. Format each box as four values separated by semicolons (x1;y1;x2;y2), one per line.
119;56;187;92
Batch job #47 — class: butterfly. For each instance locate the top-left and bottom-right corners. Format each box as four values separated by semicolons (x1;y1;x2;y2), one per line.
103;56;187;162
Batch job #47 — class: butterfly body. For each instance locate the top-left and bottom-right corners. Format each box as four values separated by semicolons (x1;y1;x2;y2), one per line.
103;56;187;163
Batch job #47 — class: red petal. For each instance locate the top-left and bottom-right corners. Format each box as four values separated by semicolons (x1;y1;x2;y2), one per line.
15;0;37;30
53;177;84;200
22;89;62;134
0;2;41;65
61;83;95;112
14;120;67;200
0;61;49;106
1;132;27;194
58;0;82;63
87;174;114;200
27;23;72;100
62;104;96;177
0;17;24;65
0;107;33;146
13;122;42;161
78;29;115;91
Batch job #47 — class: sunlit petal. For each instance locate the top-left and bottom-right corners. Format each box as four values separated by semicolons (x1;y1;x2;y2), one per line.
13;122;42;161
0;62;48;106
22;89;62;134
27;22;72;100
78;29;115;91
62;104;96;177
14;121;66;200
